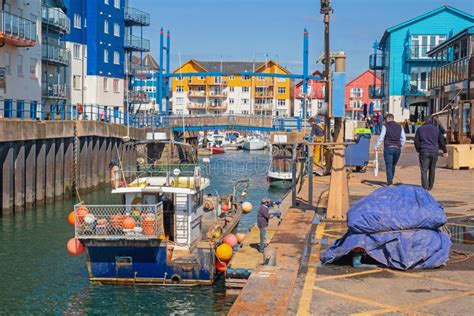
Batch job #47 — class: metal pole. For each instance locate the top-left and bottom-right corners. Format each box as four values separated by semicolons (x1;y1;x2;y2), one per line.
158;28;164;114
321;0;332;141
166;31;171;116
302;28;309;121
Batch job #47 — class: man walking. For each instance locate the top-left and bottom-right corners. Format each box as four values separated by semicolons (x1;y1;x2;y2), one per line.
375;114;406;185
257;198;271;253
414;117;448;190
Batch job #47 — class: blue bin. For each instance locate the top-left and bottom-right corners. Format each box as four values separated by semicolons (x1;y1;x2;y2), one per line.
345;134;371;171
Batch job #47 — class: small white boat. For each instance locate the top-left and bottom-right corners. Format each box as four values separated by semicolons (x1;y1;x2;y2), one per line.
267;144;297;188
242;137;266;151
207;131;226;145
223;131;244;150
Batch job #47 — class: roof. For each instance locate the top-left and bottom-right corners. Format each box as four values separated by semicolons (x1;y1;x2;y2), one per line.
295;70;323;87
131;54;160;70
176;60;291;75
428;26;474;56
346;70;381;86
379;5;474;44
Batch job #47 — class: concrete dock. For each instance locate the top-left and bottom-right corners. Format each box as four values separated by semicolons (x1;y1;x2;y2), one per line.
228;142;474;315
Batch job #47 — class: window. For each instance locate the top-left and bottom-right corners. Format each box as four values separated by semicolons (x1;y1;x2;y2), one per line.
242;87;249;93
410;35;446;59
278;87;286;94
197;86;205;92
29;58;37;78
114;51;120;65
176;97;184;105
73;44;81;59
74;14;81;29
114;23;120;37
257;76;265;81
176;86;184;92
104;49;109;63
104;20;109;34
242;75;250;80
214;77;222;84
229;98;234;104
73;75;81;90
277;99;286;106
103;78;109;91
229;87;234;92
229;75;235;80
3;52;10;74
278;77;285;82
350;87;363;98
350;100;363;109
17;55;23;77
114;0;120;8
242;110;249;115
104;0;109;4
242;99;249;104
113;79;119;93
199;76;205;80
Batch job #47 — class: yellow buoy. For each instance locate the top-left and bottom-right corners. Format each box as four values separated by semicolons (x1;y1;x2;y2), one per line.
242;202;253;214
216;243;233;261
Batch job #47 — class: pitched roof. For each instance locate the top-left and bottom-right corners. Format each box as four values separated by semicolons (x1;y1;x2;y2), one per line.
192;60;266;74
346;70;380;86
295;70;323;87
380;5;474;44
131;54;160;70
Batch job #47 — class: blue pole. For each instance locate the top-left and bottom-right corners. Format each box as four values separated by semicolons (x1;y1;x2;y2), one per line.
165;30;171;116
302;28;309;121
158;28;164;114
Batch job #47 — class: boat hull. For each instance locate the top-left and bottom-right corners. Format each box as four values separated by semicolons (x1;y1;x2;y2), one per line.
243;141;265;151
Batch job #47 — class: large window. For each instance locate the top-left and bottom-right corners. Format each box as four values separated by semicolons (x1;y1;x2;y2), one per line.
74;14;81;29
411;35;446;59
113;51;120;65
350;87;363;98
409;67;429;92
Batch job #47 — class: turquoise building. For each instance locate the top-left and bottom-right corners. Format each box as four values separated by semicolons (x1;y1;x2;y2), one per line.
369;5;474;121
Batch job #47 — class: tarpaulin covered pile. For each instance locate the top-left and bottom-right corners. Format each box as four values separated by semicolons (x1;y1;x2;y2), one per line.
321;185;452;270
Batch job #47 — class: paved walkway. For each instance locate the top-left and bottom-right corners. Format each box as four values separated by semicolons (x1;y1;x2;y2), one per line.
294;143;474;315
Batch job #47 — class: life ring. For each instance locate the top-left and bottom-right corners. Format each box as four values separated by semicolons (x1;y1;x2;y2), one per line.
203;198;214;211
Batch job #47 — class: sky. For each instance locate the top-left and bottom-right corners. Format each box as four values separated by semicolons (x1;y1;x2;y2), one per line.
129;0;473;81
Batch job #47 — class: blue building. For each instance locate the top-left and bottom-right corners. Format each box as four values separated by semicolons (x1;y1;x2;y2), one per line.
62;0;129;112
369;5;474;121
130;54;159;112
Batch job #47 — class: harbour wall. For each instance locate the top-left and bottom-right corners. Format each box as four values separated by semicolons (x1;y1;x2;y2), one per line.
0;120;152;214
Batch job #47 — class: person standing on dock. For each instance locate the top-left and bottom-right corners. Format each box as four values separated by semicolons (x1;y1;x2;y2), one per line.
309;117;324;137
414;117;448;190
257;198;271;253
375;114;406;186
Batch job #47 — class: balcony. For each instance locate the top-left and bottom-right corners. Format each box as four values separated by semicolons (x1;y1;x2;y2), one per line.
207;80;227;86
0;10;37;47
368;85;384;99
128;91;149;103
403;80;426;97
405;45;435;61
187;102;207;110
208;91;227;98
124;35;150;52
255;91;274;98
42;6;70;34
124;7;150;26
369;54;384;70
188;90;206;98
42;44;70;66
428;57;471;90
207;103;227;111
42;83;69;99
254;104;273;111
188;81;206;86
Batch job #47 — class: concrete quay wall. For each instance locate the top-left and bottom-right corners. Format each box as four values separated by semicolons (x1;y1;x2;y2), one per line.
0;120;153;214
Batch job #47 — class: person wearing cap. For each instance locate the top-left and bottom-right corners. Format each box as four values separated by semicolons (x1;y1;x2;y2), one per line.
257;198;271;253
308;117;324;137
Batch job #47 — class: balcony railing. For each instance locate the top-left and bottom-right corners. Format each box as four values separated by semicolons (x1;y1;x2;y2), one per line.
254;104;273;111
207;103;227;111
128;91;150;103
368;85;384;99
41;6;70;34
208;80;227;86
428;57;471;90
255;91;274;98
403;80;426;97
42;44;70;65
124;35;150;52
208;91;227;98
369;54;384;70
405;45;435;61
0;10;37;47
187;102;207;109
124;7;150;26
42;83;69;99
188;90;206;98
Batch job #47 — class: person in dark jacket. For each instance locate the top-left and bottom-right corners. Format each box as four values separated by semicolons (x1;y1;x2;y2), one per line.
257;198;271;253
375;114;406;185
309;117;324;137
414;117;448;190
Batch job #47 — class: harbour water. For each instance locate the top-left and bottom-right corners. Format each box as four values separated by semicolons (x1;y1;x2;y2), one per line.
0;150;287;314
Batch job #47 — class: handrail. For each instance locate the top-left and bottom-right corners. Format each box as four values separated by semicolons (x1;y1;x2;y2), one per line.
0;10;37;42
41;6;70;34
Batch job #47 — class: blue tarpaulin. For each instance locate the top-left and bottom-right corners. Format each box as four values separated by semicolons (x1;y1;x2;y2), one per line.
321;185;452;270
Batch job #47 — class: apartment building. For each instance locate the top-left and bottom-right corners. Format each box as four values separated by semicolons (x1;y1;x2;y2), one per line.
345;70;382;119
171;60;292;116
130;54;160;112
294;71;325;118
0;0;41;115
369;5;474;121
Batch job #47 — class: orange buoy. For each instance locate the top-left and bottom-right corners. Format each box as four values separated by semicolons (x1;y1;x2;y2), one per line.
68;211;75;226
224;234;238;248
236;232;246;243
67;238;85;256
216;260;228;273
76;206;89;224
216;243;233;261
221;204;230;212
123;217;136;229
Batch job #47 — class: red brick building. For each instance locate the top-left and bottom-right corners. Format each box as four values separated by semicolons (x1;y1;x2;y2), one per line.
345;70;382;119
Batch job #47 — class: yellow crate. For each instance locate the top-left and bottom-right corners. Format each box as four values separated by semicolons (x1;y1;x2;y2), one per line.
446;144;474;169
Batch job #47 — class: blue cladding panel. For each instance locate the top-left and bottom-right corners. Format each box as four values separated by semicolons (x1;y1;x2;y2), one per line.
62;0;86;44
332;72;346;118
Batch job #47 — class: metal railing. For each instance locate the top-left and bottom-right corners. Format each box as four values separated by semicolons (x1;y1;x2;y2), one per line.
42;44;70;65
405;45;435;60
41;6;70;34
369;54;384;70
124;34;150;51
42;83;69;99
368;85;384;99
74;203;163;240
188;90;206;97
428;57;471;89
187;102;207;109
0;10;37;43
124;6;150;26
255;91;274;98
403;80;426;96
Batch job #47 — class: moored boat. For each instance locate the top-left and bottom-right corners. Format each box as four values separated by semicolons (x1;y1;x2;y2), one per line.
242;137;266;151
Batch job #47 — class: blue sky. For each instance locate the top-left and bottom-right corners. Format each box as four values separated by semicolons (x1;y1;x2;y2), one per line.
130;0;473;80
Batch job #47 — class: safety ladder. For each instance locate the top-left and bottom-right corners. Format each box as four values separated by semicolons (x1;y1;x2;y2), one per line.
174;193;189;246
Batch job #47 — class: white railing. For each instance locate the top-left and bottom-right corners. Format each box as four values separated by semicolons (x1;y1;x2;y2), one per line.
74;203;164;240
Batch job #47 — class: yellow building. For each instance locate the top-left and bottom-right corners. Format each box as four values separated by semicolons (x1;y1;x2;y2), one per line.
171;60;293;117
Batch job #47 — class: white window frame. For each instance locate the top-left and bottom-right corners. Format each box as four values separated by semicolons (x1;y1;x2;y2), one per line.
176;86;184;92
104;0;109;4
229;98;234;104
73;44;81;59
74;14;81;29
242;98;249;104
350;87;363;98
114;0;120;9
114;23;120;37
104;49;109;63
73;75;81;90
242;87;249;93
277;99;286;106
103;77;109;92
104;20;109;34
113;51;120;65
